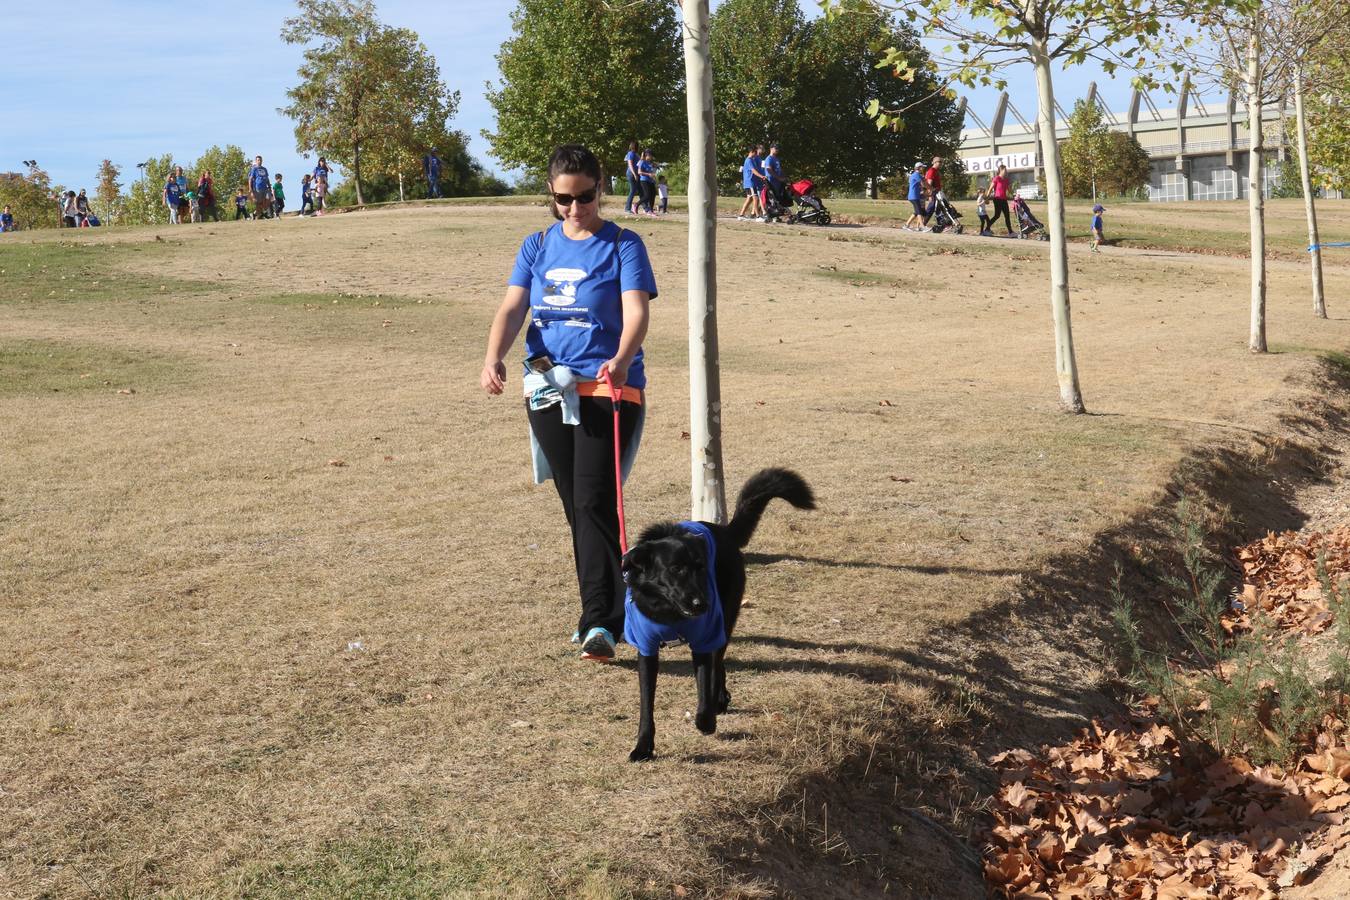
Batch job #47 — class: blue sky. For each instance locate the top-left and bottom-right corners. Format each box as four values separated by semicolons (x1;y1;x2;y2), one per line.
3;1;1151;196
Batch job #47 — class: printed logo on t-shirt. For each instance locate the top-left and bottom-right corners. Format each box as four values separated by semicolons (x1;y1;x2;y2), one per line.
541;267;587;307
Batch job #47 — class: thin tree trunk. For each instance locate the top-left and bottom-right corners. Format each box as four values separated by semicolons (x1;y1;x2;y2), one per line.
680;0;727;523
354;140;365;206
1246;23;1266;353
1293;63;1326;319
1031;43;1085;414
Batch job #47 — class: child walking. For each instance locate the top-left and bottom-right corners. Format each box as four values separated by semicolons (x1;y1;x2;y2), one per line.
313;174;328;216
656;174;669;214
234;189;249;220
273;173;286;218
1090;204;1105;252
975;187;991;235
299;174;315;216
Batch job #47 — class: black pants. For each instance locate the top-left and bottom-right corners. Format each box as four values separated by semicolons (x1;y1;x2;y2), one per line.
978;213;991;232
640;181;656;212
993;198;1012;233
527;396;641;639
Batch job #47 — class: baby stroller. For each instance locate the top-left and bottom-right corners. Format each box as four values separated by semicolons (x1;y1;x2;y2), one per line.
927;192;963;234
760;180;791;222
787;179;831;226
1013;195;1049;240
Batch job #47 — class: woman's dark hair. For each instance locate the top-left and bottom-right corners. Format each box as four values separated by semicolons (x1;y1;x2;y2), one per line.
628;140;638;152
546;144;605;220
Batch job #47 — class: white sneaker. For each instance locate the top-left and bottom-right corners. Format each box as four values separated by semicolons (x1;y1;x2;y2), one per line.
736;215;746;221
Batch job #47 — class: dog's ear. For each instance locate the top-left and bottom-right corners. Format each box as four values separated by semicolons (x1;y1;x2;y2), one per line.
622;543;648;578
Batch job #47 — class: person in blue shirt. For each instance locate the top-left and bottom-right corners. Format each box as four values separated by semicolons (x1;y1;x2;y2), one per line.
636;149;658;216
1091;204;1105;252
736;146;765;220
762;144;786;211
904;162;926;230
481;144;658;662
1;205;14;232
248;155;272;220
163;176;182;224
423;149;442;199
623;140;641;214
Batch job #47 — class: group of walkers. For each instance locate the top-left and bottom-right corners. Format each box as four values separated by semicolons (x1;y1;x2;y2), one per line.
622;141;668;217
56;189;98;228
736;143;786;222
162;155;333;224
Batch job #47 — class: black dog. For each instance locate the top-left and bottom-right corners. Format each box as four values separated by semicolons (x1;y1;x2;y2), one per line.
621;468;815;762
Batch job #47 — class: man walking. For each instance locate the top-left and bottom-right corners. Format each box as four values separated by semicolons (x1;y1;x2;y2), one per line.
248;155;272;220
903;162;927;231
762;143;785;218
422;149;442;199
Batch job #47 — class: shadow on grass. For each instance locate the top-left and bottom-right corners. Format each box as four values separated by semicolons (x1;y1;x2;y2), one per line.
704;357;1350;899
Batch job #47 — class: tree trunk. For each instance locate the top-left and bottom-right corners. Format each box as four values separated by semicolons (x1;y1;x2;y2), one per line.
1246;22;1266;352
680;0;727;523
353;140;365;206
1293;63;1326;319
1031;42;1085;414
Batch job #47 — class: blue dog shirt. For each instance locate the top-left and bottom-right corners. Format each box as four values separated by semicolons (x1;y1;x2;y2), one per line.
623;522;727;656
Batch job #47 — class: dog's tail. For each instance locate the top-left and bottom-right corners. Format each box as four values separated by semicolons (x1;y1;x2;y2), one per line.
724;468;815;549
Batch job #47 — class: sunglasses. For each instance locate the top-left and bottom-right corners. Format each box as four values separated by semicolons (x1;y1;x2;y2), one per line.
551;188;598;207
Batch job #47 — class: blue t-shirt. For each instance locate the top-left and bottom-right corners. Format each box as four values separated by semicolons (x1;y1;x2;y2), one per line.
508;221;658;389
165;182;182;204
624;522;727;656
424;154;440;177
250;166;270;192
2;212;13;227
908;171;923;201
764;154;783;183
1091;214;1103;232
638;160;656;183
742;155;757;189
625;150;639;181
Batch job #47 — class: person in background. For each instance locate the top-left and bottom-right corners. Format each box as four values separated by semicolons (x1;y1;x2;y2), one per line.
656;174;668;215
313;156;331;189
903;162;926;231
480;143;657;662
197;170;219;222
75;189;91;226
163;177;182;225
299;174;315;216
975;185;991;236
1090;203;1106;252
234;188;249;221
637;149;657;216
623;140;641;214
423;148;441;199
1;205;14;232
248;155;272;220
313;173;328;215
188;190;202;223
174;165;190;223
762;143;786;216
273;173;286;218
990;164;1014;236
736;145;764;221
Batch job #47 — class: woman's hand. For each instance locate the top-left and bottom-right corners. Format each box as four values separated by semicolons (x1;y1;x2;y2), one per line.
481;360;507;395
598;357;630;393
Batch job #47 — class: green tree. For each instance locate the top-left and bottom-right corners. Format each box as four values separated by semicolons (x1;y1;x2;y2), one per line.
709;0;813;188
0;165;59;230
805;0;965;195
123;155;176;227
486;0;684;181
93;160;124;225
1306;32;1350;194
1058;100;1150;198
281;0;461;205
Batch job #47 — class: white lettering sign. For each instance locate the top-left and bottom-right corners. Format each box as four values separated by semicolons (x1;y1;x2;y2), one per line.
958;151;1038;173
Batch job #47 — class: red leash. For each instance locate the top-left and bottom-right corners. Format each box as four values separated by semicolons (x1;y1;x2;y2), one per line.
600;370;629;555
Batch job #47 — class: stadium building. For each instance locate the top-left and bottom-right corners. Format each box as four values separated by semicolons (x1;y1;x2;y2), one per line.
955;79;1308;201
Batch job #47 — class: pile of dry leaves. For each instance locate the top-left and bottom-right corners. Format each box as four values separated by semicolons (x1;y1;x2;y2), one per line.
1235;528;1350;636
983;528;1350;898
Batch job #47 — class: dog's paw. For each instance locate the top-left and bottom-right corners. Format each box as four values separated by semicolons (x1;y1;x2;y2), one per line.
695;711;717;735
629;742;655;763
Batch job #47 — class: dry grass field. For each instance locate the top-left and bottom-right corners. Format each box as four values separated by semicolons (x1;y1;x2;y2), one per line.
3;200;1350;898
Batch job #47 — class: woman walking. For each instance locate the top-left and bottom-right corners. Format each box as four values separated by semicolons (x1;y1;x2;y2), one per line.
990;165;1014;236
480;144;657;661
